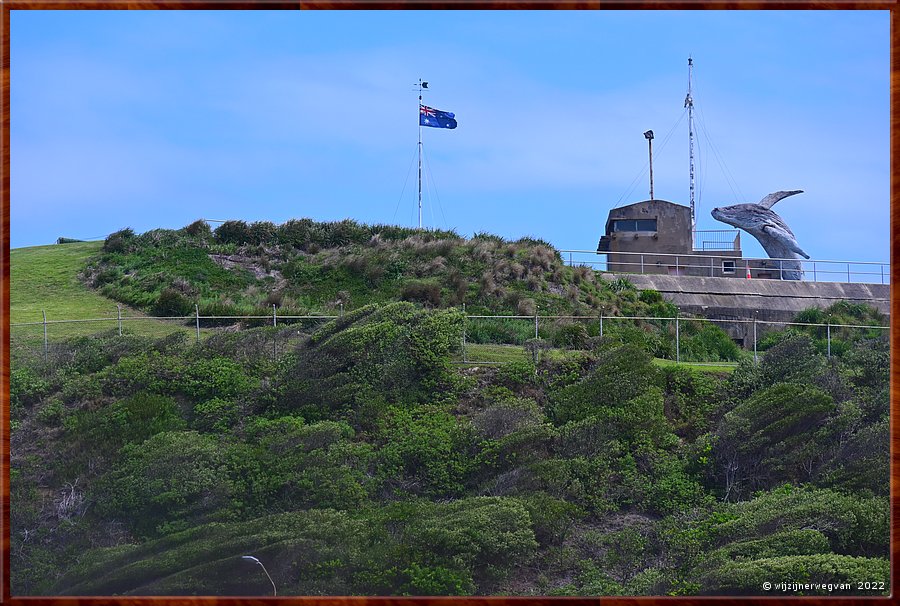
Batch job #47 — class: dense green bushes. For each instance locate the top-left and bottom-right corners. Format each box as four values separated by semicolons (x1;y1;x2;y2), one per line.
550;344;656;424
273;303;463;427
715;383;836;497
53;498;538;596
10;291;890;596
87;219;740;330
376;405;475;498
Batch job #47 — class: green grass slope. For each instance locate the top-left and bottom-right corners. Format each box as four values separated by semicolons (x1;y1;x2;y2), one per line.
11;241;111;323
11;241;187;347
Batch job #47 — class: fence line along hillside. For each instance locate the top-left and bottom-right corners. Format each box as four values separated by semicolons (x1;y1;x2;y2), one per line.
11;306;888;368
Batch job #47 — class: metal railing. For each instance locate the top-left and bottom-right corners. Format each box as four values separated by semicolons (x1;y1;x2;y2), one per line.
692;229;740;251
560;249;890;285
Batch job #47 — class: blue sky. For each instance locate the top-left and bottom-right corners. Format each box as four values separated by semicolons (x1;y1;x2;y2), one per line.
11;10;889;264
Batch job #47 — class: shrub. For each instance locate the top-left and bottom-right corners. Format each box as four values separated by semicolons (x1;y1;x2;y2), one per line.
94;431;252;537
247;221;277;245
102;227;136;253
698;554;889;595
550;344;656;424
181;356;256;401
183;219;212;238
193;398;240;432
402;497;538;586
376;405;475;498
401;281;442;307
759;334;825;385
472;398;543;440
36;399;65;425
516;492;584;546
714;383;835;497
240;417;373;511
10;368;50;409
277;303;463;426
819;417;889;496
276;218;316;249
552;322;590;349
639;289;663;304
680;322;742;362
399;563;473;596
714;485;888;557
658;365;724;439
153;287;194;317
214;220;252;245
713;529;831;560
466;317;533;345
495;360;536;388
841;337;889;390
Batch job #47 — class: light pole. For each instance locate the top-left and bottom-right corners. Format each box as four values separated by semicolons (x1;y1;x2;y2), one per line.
241;555;276;596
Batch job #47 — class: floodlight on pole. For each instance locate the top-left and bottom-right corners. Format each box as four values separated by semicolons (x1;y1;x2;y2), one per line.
643;130;655;200
241;555;277;596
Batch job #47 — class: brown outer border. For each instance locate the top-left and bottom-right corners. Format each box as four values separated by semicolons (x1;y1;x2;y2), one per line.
0;2;895;604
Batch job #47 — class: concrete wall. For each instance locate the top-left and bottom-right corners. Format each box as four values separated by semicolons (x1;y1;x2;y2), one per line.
602;273;890;345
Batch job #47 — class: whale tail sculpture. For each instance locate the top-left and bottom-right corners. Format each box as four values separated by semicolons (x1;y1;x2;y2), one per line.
710;190;808;280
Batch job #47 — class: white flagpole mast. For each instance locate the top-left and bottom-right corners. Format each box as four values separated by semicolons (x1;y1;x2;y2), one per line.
416;79;427;229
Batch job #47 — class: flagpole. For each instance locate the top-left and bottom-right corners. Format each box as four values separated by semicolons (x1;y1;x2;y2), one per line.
417;79;424;229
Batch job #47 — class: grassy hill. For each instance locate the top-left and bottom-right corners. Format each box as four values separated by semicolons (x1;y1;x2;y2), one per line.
11;241;186;348
73;219;753;364
8;219;890;596
86;220;662;318
12;241;112;322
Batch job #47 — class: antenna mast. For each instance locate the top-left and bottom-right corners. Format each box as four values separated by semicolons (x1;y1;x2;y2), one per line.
685;57;696;231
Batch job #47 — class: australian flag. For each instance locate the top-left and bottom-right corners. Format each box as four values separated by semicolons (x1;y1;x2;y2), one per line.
420;105;457;129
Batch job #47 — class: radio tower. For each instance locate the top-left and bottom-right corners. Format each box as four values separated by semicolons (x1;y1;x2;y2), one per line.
685;57;696;232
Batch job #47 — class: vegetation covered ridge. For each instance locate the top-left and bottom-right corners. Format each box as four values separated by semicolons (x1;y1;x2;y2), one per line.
11;296;889;596
88;218;670;317
80;218;754;362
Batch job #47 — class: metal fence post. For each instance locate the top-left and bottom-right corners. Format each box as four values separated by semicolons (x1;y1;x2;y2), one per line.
42;310;48;362
195;304;201;344
710;257;714;277
273;304;277;327
676;256;680;275
117;304;122;337
462;304;467;362
847;263;851;283
599;312;603;338
881;264;884;285
675;313;680;363
827;324;831;358
753;312;758;363
534;313;539;339
813;261;817;282
340;302;344;318
640;254;644;274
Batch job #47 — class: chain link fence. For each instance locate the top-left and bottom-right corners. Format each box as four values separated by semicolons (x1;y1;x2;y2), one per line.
12;307;888;369
459;313;888;366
